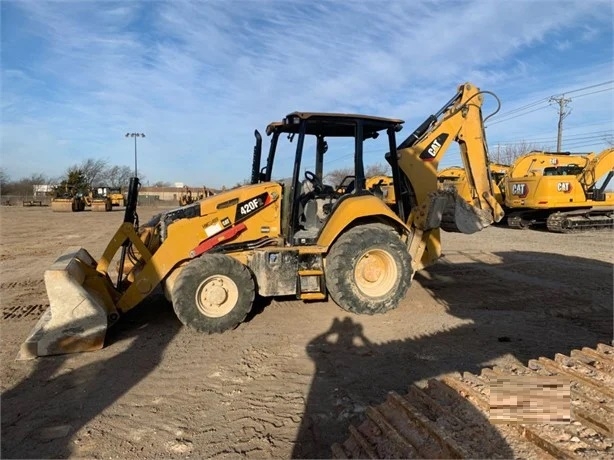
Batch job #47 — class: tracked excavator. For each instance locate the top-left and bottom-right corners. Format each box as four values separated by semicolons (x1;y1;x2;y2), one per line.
505;148;612;231
19;82;505;359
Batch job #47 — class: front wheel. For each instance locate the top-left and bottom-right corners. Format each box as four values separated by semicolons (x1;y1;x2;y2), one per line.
325;223;412;315
171;254;255;333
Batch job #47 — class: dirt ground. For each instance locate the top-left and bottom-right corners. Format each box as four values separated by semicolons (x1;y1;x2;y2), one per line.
1;205;612;459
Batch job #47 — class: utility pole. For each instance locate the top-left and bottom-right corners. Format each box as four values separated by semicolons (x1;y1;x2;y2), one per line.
549;96;572;151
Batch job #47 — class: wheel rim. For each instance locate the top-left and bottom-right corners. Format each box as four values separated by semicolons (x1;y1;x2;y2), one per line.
195;275;239;318
354;249;398;297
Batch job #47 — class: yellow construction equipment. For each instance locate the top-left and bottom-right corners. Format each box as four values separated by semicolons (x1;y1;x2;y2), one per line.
438;162;510;206
366;175;395;206
50;186;86;212
178;186;213;206
108;187;125;207
504;148;613;231
336;175;395;206
19;82;504;359
85;188;113;212
178;185;194;206
437;166;467;192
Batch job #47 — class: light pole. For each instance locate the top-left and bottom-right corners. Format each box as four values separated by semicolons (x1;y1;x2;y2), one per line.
125;132;146;177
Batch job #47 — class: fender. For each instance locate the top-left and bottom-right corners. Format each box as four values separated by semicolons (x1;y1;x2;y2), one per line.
317;195;409;248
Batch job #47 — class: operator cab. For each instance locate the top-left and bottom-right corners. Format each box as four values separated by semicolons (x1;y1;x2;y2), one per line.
251;112;404;245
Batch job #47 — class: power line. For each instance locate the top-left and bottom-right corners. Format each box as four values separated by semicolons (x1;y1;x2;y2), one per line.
488;80;613;125
554;80;614;96
492;130;613;145
570;87;614;99
486;105;551;126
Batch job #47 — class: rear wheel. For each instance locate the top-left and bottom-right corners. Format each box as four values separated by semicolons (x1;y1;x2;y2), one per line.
171;254;255;333
325;223;412;315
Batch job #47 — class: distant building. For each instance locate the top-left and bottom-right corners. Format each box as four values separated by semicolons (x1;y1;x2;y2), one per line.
33;184;55;197
139;185;220;202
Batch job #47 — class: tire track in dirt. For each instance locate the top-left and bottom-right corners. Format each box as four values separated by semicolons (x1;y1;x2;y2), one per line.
0;279;44;290
1;278;49;321
2;304;49;321
73;341;313;458
1;283;48;321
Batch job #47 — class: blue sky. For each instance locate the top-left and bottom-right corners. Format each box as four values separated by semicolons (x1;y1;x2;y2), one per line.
1;0;613;188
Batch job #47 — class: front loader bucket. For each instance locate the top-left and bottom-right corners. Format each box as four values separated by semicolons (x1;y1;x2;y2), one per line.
17;247;117;360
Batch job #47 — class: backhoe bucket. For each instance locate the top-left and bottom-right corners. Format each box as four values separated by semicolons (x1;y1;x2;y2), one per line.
427;190;494;234
17;247;117;360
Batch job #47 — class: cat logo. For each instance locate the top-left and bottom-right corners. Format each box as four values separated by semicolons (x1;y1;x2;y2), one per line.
511;183;528;198
419;133;449;161
557;182;572;193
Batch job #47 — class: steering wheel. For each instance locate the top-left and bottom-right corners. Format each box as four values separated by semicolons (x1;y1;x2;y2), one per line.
304;170;324;193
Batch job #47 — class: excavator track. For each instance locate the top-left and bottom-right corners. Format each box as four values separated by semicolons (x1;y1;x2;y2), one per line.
546;211;614;233
332;344;614;459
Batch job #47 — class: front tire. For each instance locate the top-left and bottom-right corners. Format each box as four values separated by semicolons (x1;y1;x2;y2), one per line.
171;254;255;333
325;223;412;315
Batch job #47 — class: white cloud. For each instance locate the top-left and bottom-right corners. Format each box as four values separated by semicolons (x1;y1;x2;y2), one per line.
1;0;612;186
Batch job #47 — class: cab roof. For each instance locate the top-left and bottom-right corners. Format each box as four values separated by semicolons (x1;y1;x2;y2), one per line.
266;112;404;138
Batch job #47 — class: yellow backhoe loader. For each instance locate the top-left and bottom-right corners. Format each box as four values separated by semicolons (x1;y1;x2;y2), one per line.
19;82;504;359
50;186;87;212
504;148;613;231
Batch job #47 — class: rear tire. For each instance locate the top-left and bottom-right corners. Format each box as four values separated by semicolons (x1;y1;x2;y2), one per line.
325;223;412;315
171;254;255;333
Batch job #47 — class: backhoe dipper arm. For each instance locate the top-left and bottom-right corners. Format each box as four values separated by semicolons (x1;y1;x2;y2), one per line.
396;82;505;229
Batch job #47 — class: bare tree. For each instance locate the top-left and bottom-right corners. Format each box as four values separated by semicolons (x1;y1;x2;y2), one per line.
489;141;550;165
232;178;251;189
78;158;108;188
324;167;354;187
4;172;52;196
365;162;391;177
103;165;133;188
0;168;10;193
